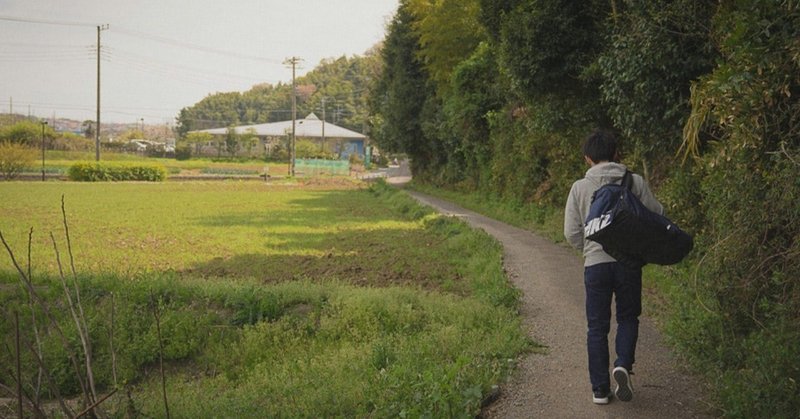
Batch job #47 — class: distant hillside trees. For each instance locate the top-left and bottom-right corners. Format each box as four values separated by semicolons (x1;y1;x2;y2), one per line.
176;53;381;138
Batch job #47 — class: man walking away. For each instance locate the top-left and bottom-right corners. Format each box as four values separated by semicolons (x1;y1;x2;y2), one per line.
563;130;664;405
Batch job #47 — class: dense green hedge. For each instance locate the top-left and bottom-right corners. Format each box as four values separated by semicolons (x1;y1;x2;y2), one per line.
67;162;167;182
372;1;800;417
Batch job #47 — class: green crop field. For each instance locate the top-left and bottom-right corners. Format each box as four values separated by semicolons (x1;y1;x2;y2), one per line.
0;180;529;417
26;151;290;177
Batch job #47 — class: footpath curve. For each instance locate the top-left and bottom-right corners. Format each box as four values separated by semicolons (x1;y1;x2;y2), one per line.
402;188;714;418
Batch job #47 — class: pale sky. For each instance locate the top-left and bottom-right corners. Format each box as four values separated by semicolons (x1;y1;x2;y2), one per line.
0;0;398;125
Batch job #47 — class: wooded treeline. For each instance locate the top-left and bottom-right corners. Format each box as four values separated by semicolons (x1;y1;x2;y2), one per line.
368;1;799;416
175;51;382;137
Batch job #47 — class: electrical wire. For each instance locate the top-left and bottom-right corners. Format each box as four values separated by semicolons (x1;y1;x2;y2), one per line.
102;47;273;87
0;15;97;27
112;26;285;65
1;16;368;124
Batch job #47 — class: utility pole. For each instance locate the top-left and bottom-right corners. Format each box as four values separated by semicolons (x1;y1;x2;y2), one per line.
283;56;302;176
96;24;109;162
41;121;48;181
321;97;326;145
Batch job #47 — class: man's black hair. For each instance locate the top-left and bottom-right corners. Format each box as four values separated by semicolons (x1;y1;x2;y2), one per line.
583;130;618;162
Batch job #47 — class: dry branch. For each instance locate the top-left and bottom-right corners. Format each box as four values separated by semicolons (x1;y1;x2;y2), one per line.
153;297;171;419
14;311;22;419
110;292;118;388
0;231;93;411
60;195;100;407
0;382;46;419
27;228;44;404
73;388;118;419
22;334;73;418
51;232;99;408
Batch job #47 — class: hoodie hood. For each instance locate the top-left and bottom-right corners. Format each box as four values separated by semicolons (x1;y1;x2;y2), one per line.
584;162;627;189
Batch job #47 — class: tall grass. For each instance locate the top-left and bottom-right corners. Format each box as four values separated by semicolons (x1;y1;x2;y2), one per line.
0;180;530;417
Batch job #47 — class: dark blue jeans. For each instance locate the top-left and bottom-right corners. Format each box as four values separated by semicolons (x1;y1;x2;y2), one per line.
584;262;642;392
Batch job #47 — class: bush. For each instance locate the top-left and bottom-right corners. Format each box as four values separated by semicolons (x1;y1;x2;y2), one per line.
348;153;364;165
0;120;48;146
175;144;192;160
67;162;167;182
296;139;335;159
0;141;37;179
54;135;94;152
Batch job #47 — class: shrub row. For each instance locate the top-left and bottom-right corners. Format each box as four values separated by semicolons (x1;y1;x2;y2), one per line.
67;162;167;182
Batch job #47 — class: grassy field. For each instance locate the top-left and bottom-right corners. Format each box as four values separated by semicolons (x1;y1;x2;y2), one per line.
0;180;529;417
26;151;290;177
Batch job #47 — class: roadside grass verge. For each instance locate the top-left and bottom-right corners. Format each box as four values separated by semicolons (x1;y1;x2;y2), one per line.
407;182;565;244
0;180;530;417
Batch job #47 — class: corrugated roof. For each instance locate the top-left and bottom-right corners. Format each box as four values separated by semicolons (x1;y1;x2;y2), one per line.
193;114;366;139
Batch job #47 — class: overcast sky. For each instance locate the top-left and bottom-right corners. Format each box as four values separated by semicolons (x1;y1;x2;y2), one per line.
0;0;398;125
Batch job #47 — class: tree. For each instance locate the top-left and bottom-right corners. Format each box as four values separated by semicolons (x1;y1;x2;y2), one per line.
81;120;95;139
0;120;45;145
670;3;800;415
406;0;487;96
176;92;243;136
597;0;716;163
370;2;437;174
224;127;239;156
0;141;36;179
239;128;259;157
184;132;213;155
440;42;504;185
496;0;608;98
176;53;382;139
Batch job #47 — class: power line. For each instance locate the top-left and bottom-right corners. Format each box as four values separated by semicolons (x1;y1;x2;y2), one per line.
113;26;285;65
103;47;275;86
0;15;96;27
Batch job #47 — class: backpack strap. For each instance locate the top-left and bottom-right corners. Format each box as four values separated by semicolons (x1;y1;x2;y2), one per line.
621;170;633;191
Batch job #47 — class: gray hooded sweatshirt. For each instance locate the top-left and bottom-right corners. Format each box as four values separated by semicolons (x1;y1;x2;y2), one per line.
564;162;664;267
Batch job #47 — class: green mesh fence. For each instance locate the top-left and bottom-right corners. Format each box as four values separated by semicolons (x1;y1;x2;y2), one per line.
295;158;350;177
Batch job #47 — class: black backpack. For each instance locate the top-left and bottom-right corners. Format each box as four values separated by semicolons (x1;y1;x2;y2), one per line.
584;171;693;269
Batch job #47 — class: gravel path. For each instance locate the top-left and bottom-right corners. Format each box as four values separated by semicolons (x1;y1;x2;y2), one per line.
401;187;715;419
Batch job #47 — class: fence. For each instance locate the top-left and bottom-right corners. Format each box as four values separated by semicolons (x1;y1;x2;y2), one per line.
294;158;350;177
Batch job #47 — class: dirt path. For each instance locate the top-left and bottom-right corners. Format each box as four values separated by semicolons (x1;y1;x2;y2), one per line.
401;187;714;418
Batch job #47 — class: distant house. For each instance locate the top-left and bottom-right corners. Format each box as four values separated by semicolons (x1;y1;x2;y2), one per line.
126;139;175;154
190;113;368;159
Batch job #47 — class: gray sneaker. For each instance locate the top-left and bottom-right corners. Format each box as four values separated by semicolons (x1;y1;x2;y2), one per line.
613;366;634;401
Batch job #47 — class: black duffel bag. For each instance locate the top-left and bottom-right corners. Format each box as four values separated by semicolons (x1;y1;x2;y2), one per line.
584;171;693;269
